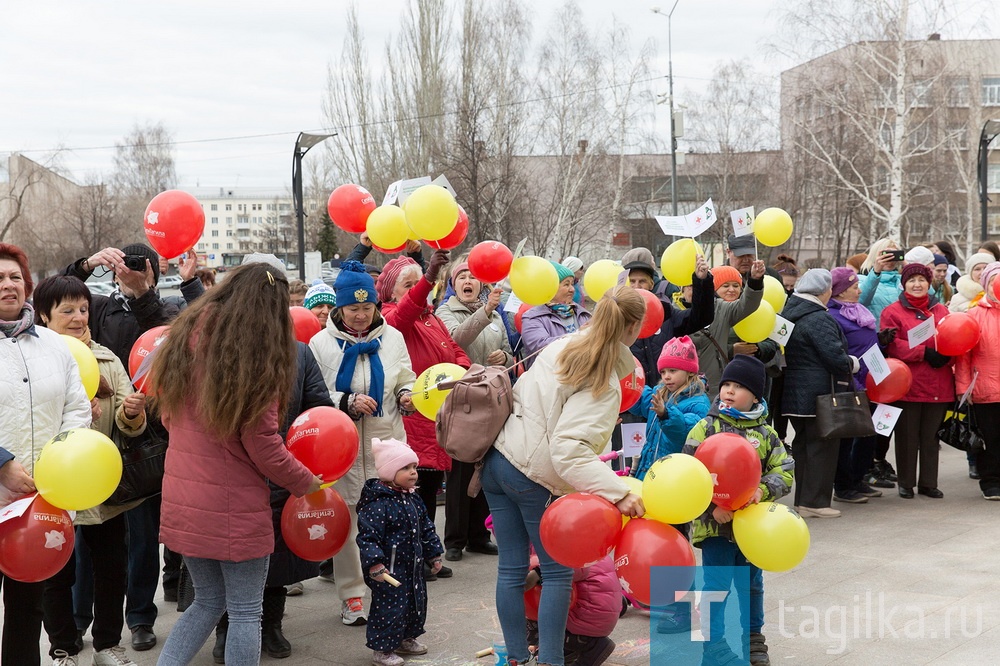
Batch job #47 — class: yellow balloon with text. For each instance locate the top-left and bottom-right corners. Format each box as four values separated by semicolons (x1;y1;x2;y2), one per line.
641;454;713;525
660;239;704;287
403;185;459;241
733;502;811;572
754;208;793;247
34;429;123;511
734;300;776;344
761;275;787;313
61;335;99;400
509;256;559;305
366;205;410;250
583;260;624;301
411;363;467;420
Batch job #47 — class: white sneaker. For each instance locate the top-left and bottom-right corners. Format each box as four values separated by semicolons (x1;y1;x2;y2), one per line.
92;646;136;666
397;638;428;655
52;650;78;666
342;597;368;626
372;651;404;666
285;581;304;596
795;505;841;518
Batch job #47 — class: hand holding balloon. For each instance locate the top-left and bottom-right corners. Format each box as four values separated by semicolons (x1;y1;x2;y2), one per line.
425;250;450;283
743;487;764;508
0;460;35;495
694;254;709;280
306;475;324;496
90;398;103;424
750;260;765;280
123;393;146;420
713;506;735;524
616;493;645;518
484;287;502;314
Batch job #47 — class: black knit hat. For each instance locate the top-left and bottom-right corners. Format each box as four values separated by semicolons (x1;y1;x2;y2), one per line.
121;243;161;284
719;354;767;401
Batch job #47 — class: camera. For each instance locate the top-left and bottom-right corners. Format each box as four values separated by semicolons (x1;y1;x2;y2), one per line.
123;255;148;272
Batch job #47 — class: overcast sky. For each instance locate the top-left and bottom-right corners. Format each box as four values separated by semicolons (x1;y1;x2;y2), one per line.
1;0;996;189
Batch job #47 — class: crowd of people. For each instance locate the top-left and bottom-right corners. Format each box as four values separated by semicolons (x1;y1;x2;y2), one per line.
1;228;999;666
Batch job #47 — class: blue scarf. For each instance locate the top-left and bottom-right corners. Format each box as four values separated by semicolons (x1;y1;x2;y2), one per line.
719;399;767;422
336;338;384;417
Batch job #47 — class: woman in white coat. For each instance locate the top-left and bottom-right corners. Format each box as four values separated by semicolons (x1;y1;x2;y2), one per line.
309;261;416;627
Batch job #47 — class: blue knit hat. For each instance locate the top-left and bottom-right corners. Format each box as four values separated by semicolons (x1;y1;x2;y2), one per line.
334;261;377;307
551;261;575;283
304;280;336;310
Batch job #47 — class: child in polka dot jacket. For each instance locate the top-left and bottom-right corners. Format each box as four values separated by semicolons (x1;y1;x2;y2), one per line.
357;438;445;666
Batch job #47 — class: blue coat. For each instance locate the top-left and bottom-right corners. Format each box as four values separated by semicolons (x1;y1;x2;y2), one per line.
357;478;444;652
628;383;711;480
859;270;901;324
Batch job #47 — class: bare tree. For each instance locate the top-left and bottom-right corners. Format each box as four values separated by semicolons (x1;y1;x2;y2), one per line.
64;177;124;256
111;121;178;234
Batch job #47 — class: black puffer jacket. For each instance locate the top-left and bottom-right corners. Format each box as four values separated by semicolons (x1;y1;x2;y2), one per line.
779;295;853;417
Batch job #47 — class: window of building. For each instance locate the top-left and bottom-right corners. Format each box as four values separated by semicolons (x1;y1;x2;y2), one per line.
211;204;218;211
947;77;970;107
989;164;1000;192
226;216;232;223
908;80;932;108
197;243;206;250
267;203;276;211
878;121;894;149
212;243;219;250
987;208;1000;235
875;166;890;195
211;216;218;224
908;123;931;151
227;243;233;250
211;230;219;237
947;125;968;150
225;204;232;211
983;77;1000;106
874;80;896;108
279;203;291;212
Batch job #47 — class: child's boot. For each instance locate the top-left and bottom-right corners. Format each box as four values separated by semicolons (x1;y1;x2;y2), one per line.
372;651;404;666
701;639;744;666
397;638;428;655
749;632;770;665
572;636;616;666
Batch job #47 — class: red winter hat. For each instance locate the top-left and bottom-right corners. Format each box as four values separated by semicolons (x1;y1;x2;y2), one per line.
375;256;420;303
657;336;699;374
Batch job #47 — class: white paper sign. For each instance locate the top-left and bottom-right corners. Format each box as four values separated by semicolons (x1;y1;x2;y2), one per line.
0;493;36;525
431;174;457;198
382;180;401;206
382;176;432;206
768;315;794;345
620;423;646;457
730;206;756;238
872;404;904;436
861;344;891;384
655;198;718;238
503;292;523;314
907;318;936;349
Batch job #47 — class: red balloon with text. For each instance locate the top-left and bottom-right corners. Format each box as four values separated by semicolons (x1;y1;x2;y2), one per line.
614;518;696;607
286;407;359;482
328;184;377;233
290;306;323;344
128;325;170;393
280;487;351;561
693;432;762;511
0;495;75;583
620;357;645;413
144;190;206;259
865;358;912;404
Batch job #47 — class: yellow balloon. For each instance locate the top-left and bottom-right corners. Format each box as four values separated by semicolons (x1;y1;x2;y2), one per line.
582;260;624;301
660;239;704;287
641;454;713;524
733;300;776;344
732;502;811;572
754;208;793;247
403;185;459;241
366;205;410;250
61;335;99;400
34;429;123;511
761;275;787;313
509;257;559;306
411;363;467;420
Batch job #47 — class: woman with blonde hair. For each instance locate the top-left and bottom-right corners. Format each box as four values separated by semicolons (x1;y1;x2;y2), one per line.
481;284;646;666
859;238;903;324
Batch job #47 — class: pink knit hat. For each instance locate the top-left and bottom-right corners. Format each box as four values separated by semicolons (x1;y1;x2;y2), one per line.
375;256;420;303
373;437;419;483
657;336;699;373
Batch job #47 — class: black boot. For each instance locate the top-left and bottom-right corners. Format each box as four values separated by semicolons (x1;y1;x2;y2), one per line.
213;613;228;664
262;586;292;659
749;632;770;665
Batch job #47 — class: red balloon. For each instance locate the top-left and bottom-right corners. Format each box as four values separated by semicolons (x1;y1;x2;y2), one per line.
467;241;513;283
280;487;351;561
614;518;696;607
427;206;469;250
620;357;645;413
865;358;913;404
144;190;206;259
287;407;359;481
936;313;981;356
128;325;170;393
0;495;75;583
328;184;377;233
373;242;408;254
638;290;665;339
290;306;323;344
693;433;762;511
539;493;622;569
514;303;532;334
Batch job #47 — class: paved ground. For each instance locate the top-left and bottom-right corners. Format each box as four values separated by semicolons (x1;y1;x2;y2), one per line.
21;441;1000;665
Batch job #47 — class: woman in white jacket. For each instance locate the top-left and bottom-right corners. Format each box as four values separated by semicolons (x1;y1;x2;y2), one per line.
309;261;416;627
0;243;91;665
481;284;646;666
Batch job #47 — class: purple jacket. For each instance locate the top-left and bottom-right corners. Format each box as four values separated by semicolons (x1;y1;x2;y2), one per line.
828;299;879;390
520;304;592;367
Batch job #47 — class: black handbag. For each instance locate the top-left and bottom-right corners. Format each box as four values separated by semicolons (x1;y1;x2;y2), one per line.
936;400;986;453
106;421;167;506
816;378;876;439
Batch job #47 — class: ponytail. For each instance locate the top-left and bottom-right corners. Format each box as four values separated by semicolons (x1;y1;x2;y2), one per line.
556;285;646;397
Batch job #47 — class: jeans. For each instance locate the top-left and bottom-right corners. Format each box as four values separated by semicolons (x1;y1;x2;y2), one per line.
156;555;269;666
480;450;573;666
0;574;44;665
700;537;764;640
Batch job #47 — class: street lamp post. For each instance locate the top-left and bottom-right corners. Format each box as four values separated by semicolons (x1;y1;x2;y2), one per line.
978;119;1000;243
292;131;336;281
652;2;680;216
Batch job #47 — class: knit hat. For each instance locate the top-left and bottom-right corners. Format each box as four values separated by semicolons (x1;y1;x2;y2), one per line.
450;261;471;289
712;265;743;291
304;280;336;310
900;262;932;286
657;336;699;373
980;261;1000;291
794;268;832;296
552;261;575;283
830;267;858;297
932;254;949;267
121;243;160;284
375;256;420;303
334;260;377;307
719;354;766;401
562;256;584;273
241;252;287;272
965;252;994;275
373;437;419;483
904;246;934;266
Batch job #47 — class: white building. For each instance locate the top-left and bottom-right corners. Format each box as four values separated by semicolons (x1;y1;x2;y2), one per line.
187;187;297;269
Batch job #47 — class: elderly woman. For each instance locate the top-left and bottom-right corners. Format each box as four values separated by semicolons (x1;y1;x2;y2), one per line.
950;252;994;313
33;275;147;666
376;249;469;580
0;243;91;665
309;261;417;625
436;261;514;562
780;269;858;518
520;262;592;366
304;280;337;328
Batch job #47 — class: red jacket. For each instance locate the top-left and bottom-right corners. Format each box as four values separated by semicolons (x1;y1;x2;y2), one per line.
879;296;955;403
382;276;470;471
955;299;1000;403
160;400;316;562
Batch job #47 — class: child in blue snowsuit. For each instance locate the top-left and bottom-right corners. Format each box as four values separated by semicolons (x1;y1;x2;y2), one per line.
357;438;444;666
